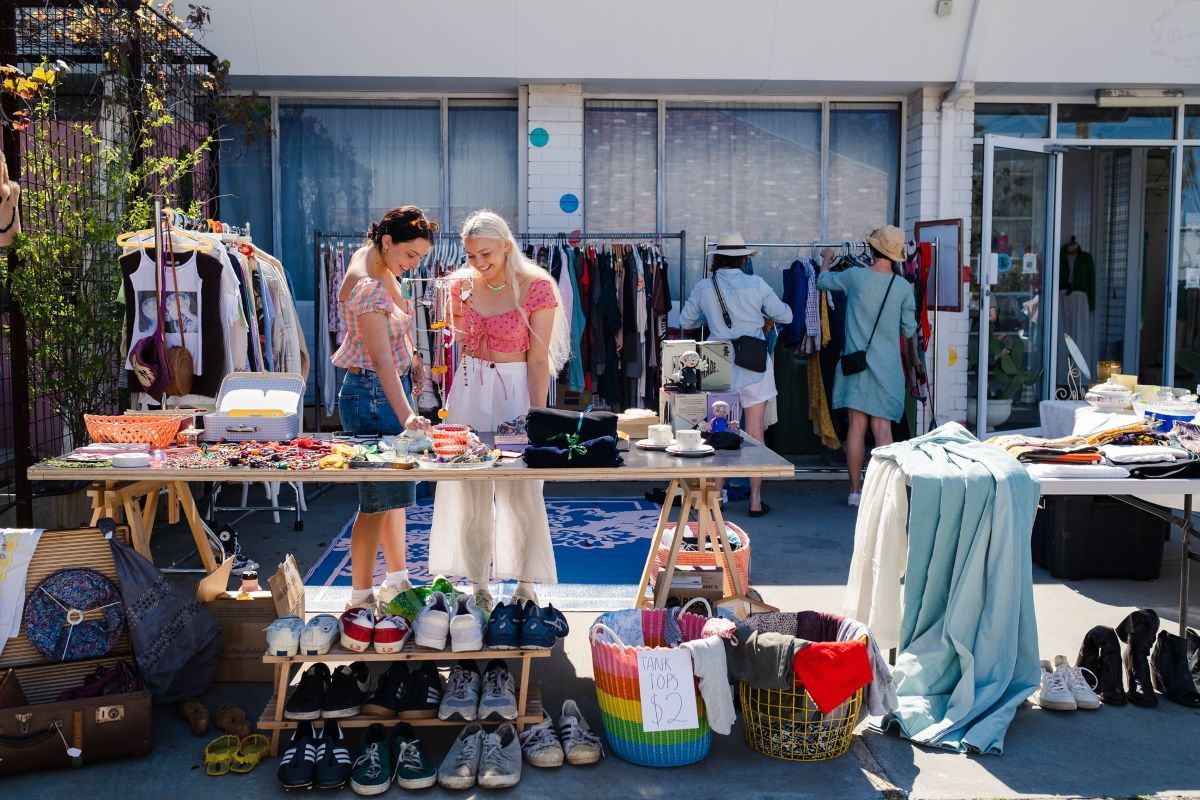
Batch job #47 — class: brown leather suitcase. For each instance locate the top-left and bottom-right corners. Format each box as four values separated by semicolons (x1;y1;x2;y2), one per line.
0;524;154;776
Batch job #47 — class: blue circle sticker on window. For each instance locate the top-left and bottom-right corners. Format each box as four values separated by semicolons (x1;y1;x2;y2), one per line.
529;127;549;147
559;193;580;214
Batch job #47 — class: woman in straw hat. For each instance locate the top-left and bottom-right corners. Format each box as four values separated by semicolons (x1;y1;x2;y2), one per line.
818;225;917;508
680;233;793;517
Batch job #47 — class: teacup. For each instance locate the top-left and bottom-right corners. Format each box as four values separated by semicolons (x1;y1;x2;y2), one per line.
648;424;674;446
674;429;703;451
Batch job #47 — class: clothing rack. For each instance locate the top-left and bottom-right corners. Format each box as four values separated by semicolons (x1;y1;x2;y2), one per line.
163;206;251;239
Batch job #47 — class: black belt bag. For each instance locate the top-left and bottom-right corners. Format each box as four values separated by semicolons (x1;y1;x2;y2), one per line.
840;274;896;376
711;274;770;373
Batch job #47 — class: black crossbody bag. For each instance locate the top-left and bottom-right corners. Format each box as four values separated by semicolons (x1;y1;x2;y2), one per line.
840;274;896;375
711;273;770;373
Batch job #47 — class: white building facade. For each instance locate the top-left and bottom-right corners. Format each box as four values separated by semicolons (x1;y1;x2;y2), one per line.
202;0;1200;448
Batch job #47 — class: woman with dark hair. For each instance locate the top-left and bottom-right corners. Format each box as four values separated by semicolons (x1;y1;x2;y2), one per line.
332;205;438;612
817;225;917;508
679;233;792;516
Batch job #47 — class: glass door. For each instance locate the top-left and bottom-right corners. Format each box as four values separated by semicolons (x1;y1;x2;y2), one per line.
972;135;1063;438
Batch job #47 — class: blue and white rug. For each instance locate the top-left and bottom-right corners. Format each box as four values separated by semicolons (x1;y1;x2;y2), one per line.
304;497;660;612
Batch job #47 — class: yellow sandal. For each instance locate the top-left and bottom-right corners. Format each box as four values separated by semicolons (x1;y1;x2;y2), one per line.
204;734;241;776
229;733;271;774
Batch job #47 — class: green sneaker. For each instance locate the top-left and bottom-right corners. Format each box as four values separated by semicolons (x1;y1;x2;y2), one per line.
414;575;460;606
350;723;393;796
391;723;437;789
380;581;424;622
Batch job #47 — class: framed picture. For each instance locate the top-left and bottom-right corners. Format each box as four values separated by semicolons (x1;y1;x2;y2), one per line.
914;218;964;313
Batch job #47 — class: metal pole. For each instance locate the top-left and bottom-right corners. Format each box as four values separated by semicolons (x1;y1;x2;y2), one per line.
1182;493;1192;635
312;229;322;433
2;0;30;525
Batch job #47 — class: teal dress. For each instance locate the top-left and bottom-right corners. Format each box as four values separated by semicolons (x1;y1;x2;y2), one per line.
817;268;917;421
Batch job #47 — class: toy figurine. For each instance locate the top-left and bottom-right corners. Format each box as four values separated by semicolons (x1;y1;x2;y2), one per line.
674;350;704;394
703;400;734;433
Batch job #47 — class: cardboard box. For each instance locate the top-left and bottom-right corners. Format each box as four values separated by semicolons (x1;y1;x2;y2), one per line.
668;391;710;432
617;409;659;441
654;567;725;608
205;590;277;683
269;554;306;619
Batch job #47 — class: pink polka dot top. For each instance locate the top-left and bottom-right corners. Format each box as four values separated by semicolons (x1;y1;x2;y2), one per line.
452;277;557;355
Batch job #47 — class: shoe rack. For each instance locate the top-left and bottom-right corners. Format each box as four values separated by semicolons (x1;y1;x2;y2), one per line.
257;642;551;757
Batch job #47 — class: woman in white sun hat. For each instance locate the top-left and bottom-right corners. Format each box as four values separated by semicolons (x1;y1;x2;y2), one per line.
680;233;792;517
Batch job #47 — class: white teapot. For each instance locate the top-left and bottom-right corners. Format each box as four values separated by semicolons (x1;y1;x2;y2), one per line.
1084;378;1138;411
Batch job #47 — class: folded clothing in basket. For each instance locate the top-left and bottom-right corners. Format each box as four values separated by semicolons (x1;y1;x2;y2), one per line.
724;625;809;691
792;641;872;714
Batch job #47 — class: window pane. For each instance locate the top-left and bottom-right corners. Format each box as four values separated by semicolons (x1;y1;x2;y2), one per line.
584;100;657;233
665;102;821;296
278;101;441;301
973;103;1050;138
1175;147;1200;387
1185;106;1200;138
218;101;274;255
828;103;901;241
1056;105;1176;139
449;100;518;233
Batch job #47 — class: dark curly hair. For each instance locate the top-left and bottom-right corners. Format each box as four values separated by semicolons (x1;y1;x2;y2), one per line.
366;206;440;250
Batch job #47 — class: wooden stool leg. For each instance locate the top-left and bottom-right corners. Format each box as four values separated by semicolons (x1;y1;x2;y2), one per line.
635;478;680;608
121;493;152;560
653;481;695;609
270;662;289;757
516;653;532;732
175;482;217;573
167;483;180;525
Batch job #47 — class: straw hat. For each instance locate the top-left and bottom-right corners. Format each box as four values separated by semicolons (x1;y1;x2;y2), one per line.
0;155;21;248
866;225;906;263
710;232;756;258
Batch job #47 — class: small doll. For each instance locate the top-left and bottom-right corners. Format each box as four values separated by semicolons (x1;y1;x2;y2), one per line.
674;350;704;394
703;400;733;433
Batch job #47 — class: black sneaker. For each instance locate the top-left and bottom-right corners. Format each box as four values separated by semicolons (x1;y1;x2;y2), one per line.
285;663;330;721
363;662;411;717
397;661;442;718
277;720;319;789
322;662;369;718
313;720;354;789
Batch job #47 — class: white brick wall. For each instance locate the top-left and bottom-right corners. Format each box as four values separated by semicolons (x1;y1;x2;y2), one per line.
906;89;976;432
526;84;584;233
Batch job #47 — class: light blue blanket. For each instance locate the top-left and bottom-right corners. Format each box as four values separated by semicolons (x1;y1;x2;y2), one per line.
877;422;1041;755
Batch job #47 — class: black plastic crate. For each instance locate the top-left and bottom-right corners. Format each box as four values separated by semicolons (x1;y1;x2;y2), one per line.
1031;495;1167;580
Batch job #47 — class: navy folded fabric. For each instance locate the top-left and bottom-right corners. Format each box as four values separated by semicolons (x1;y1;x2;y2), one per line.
526;408;618;445
522;435;623;468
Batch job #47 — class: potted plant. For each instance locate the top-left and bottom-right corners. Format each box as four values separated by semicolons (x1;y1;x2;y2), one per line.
967;334;1040;428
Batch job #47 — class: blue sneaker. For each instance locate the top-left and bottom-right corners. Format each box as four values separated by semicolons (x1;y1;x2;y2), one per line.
520;604;555;650
544;604;569;639
484;601;523;650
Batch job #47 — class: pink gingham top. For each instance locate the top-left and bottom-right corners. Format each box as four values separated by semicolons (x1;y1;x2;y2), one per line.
451;277;557;355
330;277;414;374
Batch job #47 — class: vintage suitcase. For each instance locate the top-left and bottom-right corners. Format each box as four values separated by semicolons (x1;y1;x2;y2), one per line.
0;524;153;776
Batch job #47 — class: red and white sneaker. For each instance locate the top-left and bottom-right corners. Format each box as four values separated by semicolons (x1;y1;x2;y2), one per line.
372;614;412;654
340;608;375;653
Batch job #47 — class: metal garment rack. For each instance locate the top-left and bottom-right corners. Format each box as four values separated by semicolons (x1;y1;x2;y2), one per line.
312;229;687;427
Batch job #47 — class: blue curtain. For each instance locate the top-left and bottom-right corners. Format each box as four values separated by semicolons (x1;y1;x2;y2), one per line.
278;101;442;302
448;101;518;232
218;113;274;254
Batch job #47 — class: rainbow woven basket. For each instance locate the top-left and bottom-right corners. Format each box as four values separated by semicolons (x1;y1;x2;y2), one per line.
589;600;715;767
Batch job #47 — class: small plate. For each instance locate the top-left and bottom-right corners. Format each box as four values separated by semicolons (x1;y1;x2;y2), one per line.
666;443;715;457
635;439;673;451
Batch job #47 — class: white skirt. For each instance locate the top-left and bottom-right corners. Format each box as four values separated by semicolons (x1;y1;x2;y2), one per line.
427;357;558;585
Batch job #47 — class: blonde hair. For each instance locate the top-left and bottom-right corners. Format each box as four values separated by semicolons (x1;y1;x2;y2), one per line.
455;210;570;377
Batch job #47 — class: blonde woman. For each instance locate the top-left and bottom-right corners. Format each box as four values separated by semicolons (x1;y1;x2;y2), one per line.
428;210;569;611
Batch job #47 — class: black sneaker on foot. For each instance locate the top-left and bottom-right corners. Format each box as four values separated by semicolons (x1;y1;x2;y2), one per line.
277;720;319;789
362;662;411;717
284;663;330;721
323;662;369;718
397;661;442;718
313;719;354;789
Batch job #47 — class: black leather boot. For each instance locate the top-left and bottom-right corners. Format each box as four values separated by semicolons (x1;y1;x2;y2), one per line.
1184;628;1200;693
1076;625;1126;705
1116;608;1160;707
1150;629;1200;707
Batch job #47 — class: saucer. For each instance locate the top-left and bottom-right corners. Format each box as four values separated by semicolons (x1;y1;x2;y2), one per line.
666;443;715;457
635;439;673;451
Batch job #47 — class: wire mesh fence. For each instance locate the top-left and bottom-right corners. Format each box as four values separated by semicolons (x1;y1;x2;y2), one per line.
0;1;218;522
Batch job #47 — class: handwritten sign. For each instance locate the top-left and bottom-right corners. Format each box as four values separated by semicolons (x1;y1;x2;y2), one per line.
636;649;699;733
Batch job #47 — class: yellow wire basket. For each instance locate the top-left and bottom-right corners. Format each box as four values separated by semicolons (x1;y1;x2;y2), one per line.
738;679;863;762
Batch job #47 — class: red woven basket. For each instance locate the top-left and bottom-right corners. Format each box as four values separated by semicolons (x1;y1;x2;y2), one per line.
651;521;751;596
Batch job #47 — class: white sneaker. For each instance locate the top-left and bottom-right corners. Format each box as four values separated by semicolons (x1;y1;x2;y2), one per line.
847;492;861;508
376;578;413;615
558;699;603;765
450;594;485;653
1053;654;1101;710
299;614;339;656
266;616;304;657
414;591;451;650
344;592;377;612
1034;658;1078;711
519;711;564;768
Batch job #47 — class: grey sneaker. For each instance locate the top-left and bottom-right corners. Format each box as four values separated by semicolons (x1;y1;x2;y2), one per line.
519;710;564;768
559;699;603;765
438;661;481;721
437;723;485;790
473;586;494;615
477;722;522;789
478;660;518;721
510;584;539;608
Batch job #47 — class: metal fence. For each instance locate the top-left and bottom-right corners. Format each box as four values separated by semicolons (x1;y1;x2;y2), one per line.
0;1;218;523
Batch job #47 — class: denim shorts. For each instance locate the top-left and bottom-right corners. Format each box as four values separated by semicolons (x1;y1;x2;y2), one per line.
338;369;417;514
